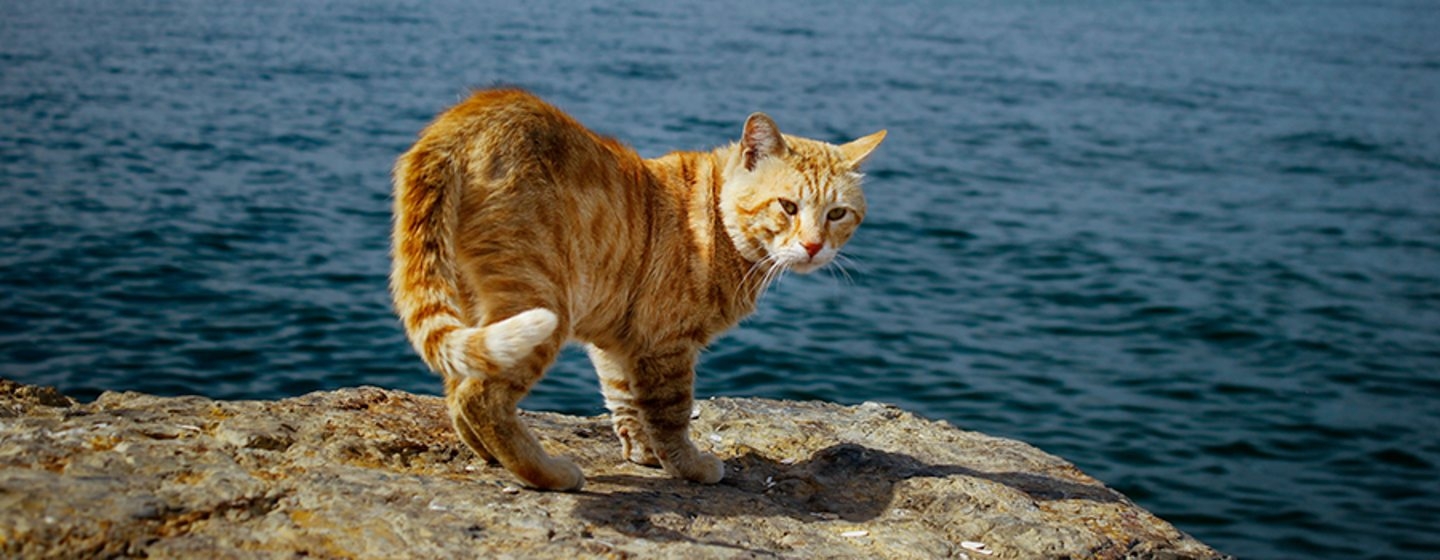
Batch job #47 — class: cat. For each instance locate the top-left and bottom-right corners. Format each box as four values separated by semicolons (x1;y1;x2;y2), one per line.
390;88;884;490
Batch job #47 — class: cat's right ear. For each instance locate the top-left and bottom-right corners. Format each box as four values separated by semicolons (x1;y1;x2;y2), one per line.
741;113;787;171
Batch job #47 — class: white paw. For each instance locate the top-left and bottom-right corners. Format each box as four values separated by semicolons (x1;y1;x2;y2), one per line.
688;452;725;484
484;308;558;368
666;451;725;484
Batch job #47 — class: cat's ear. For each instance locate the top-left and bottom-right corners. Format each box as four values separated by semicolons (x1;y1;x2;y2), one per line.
741;113;787;171
840;129;888;167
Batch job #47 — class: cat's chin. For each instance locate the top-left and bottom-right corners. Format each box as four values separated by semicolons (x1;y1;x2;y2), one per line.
787;260;829;274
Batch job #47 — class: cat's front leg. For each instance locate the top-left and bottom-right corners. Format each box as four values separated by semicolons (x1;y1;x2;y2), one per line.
632;345;724;484
587;344;660;466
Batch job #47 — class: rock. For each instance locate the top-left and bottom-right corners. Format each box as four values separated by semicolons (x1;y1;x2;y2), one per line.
0;378;1229;559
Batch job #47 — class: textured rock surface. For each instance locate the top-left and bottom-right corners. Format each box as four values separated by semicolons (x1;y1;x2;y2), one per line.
0;378;1228;559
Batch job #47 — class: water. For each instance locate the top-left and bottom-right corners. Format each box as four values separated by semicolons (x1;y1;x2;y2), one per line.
3;1;1438;557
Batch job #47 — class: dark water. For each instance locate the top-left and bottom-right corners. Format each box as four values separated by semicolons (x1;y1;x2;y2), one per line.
4;1;1439;557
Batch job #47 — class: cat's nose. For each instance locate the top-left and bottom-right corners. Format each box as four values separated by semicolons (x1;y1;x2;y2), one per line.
803;242;824;258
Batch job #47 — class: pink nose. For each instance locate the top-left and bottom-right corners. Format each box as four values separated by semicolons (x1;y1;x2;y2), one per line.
803;242;824;258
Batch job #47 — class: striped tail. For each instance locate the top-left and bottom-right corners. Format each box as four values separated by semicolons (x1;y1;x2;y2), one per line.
389;142;556;381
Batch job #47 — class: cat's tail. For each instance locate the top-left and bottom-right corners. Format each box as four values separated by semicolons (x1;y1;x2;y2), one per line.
389;141;557;381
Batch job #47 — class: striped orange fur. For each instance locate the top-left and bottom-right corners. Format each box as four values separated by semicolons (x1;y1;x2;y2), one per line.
390;88;885;490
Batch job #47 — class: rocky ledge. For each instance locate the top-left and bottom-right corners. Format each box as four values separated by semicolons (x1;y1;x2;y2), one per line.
0;379;1227;559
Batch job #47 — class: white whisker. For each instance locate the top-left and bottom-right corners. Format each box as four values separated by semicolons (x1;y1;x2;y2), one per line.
832;254;858;286
758;262;776;296
758;258;785;299
738;254;778;301
834;253;867;276
828;262;851;288
739;257;765;290
823;264;843;297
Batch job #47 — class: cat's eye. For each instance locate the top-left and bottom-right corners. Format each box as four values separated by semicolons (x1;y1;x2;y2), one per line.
826;208;848;221
778;199;798;215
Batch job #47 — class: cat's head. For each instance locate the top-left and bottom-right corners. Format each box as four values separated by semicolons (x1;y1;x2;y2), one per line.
721;113;886;274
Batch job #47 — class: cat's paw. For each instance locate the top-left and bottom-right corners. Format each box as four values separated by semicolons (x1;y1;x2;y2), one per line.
528;456;585;492
667;451;725;484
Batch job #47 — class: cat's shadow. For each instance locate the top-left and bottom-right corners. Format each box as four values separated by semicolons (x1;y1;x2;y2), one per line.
571;442;1123;549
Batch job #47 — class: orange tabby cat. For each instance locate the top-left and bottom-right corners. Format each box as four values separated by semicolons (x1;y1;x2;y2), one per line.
391;88;884;490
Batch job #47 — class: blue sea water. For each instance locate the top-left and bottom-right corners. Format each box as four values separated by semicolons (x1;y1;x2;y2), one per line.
3;1;1439;557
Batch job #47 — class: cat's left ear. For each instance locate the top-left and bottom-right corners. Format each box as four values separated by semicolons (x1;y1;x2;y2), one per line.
840;130;888;167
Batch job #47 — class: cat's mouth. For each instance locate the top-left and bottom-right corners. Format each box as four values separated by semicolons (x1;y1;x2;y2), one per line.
782;250;833;274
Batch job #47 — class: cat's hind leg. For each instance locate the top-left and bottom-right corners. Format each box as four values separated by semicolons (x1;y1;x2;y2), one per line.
448;308;585;491
586;344;661;467
446;392;497;464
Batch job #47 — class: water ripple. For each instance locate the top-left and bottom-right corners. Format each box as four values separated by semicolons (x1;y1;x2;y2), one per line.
3;1;1439;558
